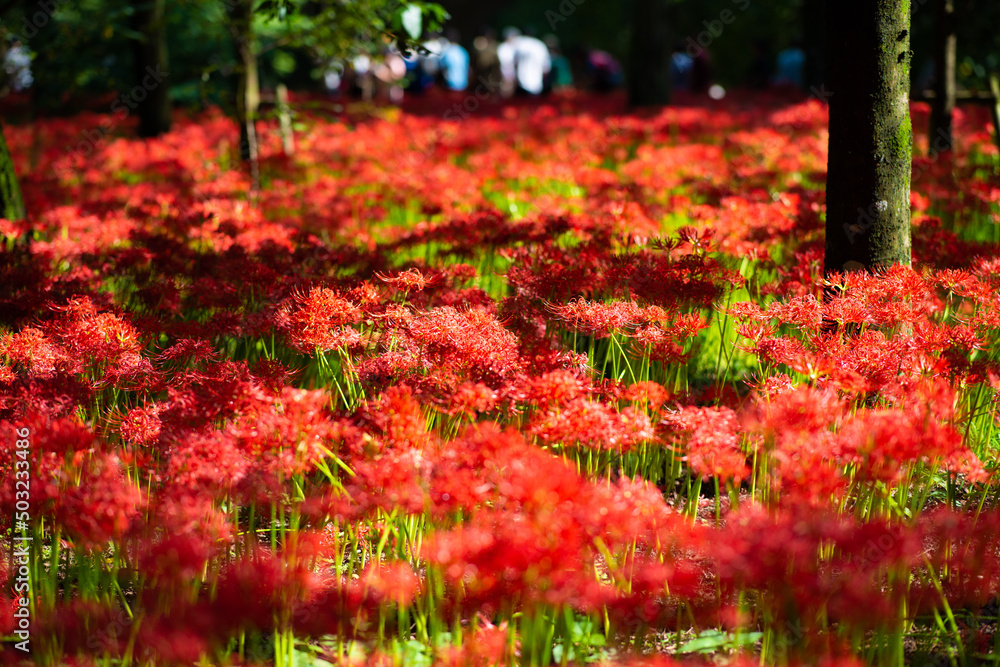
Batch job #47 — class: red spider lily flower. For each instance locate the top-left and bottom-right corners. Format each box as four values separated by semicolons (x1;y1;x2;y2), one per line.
377;267;438;293
435;615;512;667
549;298;646;338
2;327;68;375
663;406;749;484
441;381;498;418
911;508;1000;612
276;286;362;354
518;369;592;411
405;306;523;387
529;397;655;453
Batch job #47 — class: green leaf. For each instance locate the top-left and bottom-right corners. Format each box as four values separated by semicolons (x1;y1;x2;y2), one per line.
400;4;422;40
678;630;763;654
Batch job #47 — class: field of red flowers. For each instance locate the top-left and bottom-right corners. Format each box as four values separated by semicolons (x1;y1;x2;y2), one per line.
1;90;1000;666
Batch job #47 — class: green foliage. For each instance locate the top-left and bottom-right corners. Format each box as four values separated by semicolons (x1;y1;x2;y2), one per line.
256;0;449;62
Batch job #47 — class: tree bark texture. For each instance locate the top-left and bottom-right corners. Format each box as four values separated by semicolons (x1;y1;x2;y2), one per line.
825;0;912;275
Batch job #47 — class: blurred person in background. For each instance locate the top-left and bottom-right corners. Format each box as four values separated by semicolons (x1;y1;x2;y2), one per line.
373;47;407;103
543;35;573;92
498;27;551;96
586;48;622;92
690;47;712;93
472;27;502;94
2;35;32;93
773;38;805;89
439;29;470;92
670;42;693;91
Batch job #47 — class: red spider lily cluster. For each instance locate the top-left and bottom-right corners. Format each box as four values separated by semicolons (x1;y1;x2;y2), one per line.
2;90;1000;665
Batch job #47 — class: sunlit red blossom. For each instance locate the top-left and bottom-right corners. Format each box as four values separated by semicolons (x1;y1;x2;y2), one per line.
276;286;362;353
713;506;919;634
405;306;522;386
765;294;825;329
164;429;248;496
836;402;988;485
621;380;670;410
211;549;324;636
146;492;233;545
420;508;596;616
41;452;144;550
357;561;421;608
517;369;591;410
631;324;696;364
2;327;68;375
752;372;796;400
377;268;437;293
529;397;654;452
441;381;498;418
229;386;339;476
664;406;748;484
434;615;512;667
911;508;1000;611
157;338;218;365
549;298;646;337
139;533;218;594
45;297;144;369
357;384;434;452
823;264;941;328
748;385;850;504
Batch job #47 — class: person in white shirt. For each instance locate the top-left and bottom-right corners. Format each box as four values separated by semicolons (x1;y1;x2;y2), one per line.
497;28;551;96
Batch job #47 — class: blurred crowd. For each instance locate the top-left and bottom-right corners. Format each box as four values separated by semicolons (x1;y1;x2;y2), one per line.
323;26;812;105
324;27;624;103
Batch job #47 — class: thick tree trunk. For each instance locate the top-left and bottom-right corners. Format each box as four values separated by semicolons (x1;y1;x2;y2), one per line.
801;0;827;90
0;122;26;223
228;0;260;194
824;0;912;275
929;0;956;156
132;0;172;137
628;0;671;108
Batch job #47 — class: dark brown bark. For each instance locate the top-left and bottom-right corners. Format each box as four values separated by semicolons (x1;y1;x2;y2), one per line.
628;0;671;108
929;0;956;156
824;0;912;276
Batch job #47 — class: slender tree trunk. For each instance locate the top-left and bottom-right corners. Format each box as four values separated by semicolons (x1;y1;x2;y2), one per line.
132;0;172;137
276;83;294;156
929;0;956;156
825;0;912;275
228;0;260;195
628;0;671;108
0;122;26;223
